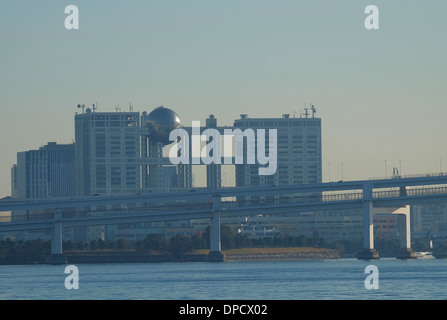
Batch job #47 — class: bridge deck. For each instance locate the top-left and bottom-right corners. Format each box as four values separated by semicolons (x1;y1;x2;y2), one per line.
1;175;447;232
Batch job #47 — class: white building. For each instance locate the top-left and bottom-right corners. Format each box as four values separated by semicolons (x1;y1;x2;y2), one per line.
233;113;322;187
9;142;75;241
75;109;141;196
11;142;75;199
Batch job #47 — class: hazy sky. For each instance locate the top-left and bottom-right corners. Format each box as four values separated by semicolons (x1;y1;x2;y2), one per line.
1;1;446;197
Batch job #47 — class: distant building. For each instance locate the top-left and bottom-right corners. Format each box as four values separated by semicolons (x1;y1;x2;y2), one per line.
162;166;179;190
75;107;195;197
191;112;330;241
412;203;447;233
75;108;324;194
9;142;75;241
72;107;327;241
74;109;140;196
233;113;322;187
11;142;75;199
374;215;398;240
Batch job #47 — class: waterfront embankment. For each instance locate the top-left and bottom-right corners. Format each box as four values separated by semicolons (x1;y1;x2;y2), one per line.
214;247;339;261
0;247;340;265
63;247;340;264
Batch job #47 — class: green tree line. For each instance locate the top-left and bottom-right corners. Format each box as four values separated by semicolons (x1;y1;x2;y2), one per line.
0;238;51;265
1;225;417;264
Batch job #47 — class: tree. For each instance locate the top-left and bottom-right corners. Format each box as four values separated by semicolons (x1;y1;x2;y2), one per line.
74;242;86;250
166;235;193;258
296;235;307;246
318;238;327;248
235;233;251;248
140;234;165;252
191;234;207;251
116;238;133;250
90;240;98;250
63;240;74;251
204;225;238;250
97;239;106;250
0;239;50;264
221;225;236;250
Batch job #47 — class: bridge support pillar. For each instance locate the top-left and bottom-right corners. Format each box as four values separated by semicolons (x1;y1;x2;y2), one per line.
358;183;379;259
46;210;66;265
397;209;416;259
358;200;379;259
208;196;225;262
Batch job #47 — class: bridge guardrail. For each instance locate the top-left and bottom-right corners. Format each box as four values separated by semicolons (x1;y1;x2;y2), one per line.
2;186;447;226
373;186;447;199
369;172;447;180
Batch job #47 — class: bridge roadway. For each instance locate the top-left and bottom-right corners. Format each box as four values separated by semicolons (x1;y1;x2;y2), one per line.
1;173;447;262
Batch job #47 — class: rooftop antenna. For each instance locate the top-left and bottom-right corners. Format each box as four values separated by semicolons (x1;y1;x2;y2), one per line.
393;167;400;178
92;103;97;112
129;103;134;112
303;106;309;118
310;104;317;118
115;105;121;112
300;103;306;118
77;104;85;114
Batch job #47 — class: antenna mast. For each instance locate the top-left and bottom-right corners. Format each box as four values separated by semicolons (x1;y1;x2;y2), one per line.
310;104;317;118
303;107;309;118
77;104;85;114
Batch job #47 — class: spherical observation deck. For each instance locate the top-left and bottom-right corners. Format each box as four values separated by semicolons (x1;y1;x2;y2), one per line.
144;106;181;145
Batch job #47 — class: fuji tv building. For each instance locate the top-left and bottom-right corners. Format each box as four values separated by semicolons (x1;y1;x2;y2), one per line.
74;105;330;242
75;105;322;197
75;106;190;197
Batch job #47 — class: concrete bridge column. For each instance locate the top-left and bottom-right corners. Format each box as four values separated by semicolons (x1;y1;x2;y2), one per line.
141;136;148;188
397;208;416;259
208;195;225;262
210;211;221;252
358;183;379;259
46;210;67;265
358;201;379;259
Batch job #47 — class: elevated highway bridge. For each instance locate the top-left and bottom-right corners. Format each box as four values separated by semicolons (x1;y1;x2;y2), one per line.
1;173;447;262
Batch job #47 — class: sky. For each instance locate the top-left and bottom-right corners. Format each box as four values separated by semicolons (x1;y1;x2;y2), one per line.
0;0;446;197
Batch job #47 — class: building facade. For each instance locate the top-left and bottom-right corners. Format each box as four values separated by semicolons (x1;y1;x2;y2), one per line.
233;113;322;187
411;203;447;233
75;109;141;196
9;142;75;241
11;142;75;199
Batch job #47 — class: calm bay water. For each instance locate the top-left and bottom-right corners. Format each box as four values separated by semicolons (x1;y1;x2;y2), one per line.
0;258;446;300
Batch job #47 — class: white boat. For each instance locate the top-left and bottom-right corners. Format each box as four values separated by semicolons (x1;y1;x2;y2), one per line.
416;252;435;259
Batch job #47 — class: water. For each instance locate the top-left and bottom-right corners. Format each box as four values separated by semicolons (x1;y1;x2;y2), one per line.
1;258;446;300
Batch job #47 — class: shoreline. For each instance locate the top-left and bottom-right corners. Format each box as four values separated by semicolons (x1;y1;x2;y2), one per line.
0;247;341;265
225;250;340;261
63;247;340;264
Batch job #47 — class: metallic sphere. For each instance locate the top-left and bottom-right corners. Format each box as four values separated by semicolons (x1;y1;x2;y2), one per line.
144;106;181;145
